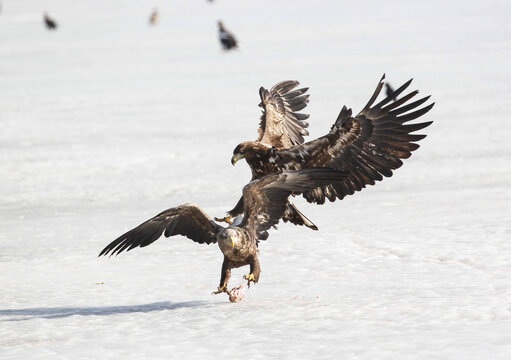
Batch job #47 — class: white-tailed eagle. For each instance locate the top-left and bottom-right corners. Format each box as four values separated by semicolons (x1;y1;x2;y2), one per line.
99;169;344;297
219;75;434;228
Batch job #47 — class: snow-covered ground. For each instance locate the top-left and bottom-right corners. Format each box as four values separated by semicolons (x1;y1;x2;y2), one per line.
1;0;510;358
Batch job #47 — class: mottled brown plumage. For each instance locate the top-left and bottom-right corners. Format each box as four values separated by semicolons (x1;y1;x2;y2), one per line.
99;169;344;297
228;75;434;218
225;80;317;229
257;80;311;148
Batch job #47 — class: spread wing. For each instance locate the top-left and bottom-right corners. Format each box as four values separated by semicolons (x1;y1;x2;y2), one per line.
240;169;344;239
257;80;310;148
99;203;222;257
270;74;434;204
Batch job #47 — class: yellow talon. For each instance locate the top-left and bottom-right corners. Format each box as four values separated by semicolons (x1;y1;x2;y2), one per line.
214;215;233;225
244;274;256;288
212;285;231;296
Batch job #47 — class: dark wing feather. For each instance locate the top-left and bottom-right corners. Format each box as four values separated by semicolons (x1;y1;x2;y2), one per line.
240;169;344;239
270;74;434;204
99;203;222;257
257;80;310;148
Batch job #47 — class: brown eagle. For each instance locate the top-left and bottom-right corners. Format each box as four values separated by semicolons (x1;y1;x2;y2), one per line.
218;75;434;228
99;169;344;297
216;79;315;229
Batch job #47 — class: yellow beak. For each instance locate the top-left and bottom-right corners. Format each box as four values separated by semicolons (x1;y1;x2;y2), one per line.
231;153;244;165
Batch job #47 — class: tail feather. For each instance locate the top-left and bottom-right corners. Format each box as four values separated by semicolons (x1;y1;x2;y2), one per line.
282;201;318;230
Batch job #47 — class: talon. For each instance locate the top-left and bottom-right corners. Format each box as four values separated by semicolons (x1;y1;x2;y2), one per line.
212;285;231;296
214;215;233;225
243;274;256;288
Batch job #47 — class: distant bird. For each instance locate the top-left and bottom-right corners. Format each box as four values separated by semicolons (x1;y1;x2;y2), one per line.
43;12;57;30
149;8;158;25
217;75;434;229
385;82;397;101
218;21;238;50
99;169;343;297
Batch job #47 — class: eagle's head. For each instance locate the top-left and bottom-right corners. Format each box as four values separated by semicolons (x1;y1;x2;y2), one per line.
231;142;250;165
231;141;267;165
218;228;241;254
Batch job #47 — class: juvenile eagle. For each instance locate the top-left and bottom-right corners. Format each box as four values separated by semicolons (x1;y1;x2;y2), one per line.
216;79;315;229
220;75;434;227
99;169;343;297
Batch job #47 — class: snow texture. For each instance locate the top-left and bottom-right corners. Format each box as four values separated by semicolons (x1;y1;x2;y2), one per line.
1;0;511;359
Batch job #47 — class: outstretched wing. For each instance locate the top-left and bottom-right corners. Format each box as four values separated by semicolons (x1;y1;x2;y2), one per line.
271;74;434;204
257;80;310;148
240;169;344;239
99;203;222;257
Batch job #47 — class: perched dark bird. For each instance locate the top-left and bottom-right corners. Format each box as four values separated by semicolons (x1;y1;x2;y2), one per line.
218;21;238;50
99;169;343;297
43;12;57;30
385;82;397;101
219;75;434;228
149;8;158;25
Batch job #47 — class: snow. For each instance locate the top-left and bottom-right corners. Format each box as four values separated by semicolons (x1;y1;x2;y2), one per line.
1;0;511;359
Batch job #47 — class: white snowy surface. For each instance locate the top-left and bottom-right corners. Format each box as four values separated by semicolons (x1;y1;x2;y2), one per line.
1;0;511;359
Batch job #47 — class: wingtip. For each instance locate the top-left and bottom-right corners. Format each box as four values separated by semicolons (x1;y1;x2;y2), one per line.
424;102;435;112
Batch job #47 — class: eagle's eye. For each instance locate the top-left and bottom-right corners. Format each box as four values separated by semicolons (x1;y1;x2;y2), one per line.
233;144;242;155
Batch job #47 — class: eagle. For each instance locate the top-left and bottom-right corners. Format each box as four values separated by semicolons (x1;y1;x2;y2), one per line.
218;75;434;228
217;21;238;50
216;79;315;229
99;169;343;297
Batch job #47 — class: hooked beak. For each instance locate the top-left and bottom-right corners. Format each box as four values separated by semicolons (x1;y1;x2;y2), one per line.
231;153;244;165
229;236;235;249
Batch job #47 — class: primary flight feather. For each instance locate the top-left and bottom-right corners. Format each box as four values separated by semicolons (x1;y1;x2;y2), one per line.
220;75;434;226
99;169;344;298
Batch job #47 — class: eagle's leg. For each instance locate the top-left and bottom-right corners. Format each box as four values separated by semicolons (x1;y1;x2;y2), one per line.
243;256;261;288
215;197;244;225
213;215;233;225
212;259;232;295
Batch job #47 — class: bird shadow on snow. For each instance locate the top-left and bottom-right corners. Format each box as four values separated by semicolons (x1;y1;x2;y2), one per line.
0;300;211;322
